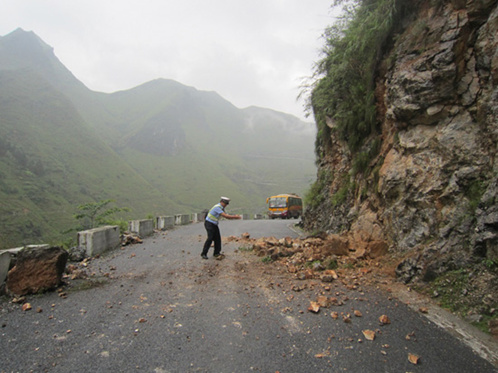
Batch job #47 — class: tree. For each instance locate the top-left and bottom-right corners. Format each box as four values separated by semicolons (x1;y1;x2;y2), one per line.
74;199;130;230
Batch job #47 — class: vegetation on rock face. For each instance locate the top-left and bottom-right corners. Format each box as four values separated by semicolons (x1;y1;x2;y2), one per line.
303;0;414;215
416;262;498;333
310;0;409;154
304;169;331;209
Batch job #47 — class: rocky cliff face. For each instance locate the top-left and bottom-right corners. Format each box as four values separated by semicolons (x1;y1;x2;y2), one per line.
304;0;498;289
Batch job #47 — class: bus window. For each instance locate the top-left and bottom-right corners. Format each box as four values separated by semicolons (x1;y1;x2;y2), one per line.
269;197;286;208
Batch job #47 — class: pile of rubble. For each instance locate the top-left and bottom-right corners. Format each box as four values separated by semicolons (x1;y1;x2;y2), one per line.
226;231;390;284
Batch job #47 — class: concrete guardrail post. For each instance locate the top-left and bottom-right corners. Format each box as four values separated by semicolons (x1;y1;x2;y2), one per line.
0;251;11;287
192;212;207;222
175;214;190;225
78;225;120;257
157;216;175;230
129;219;154;237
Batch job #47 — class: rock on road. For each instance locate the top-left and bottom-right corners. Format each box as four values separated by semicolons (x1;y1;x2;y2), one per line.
1;219;497;372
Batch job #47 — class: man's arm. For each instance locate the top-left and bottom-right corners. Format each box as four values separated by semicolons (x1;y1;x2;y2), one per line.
220;212;242;220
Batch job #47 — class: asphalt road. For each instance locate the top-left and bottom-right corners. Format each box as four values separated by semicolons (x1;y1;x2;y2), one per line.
1;219;497;372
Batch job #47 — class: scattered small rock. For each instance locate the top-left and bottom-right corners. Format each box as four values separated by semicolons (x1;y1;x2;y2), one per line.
379;315;391;325
489;319;498;336
308;301;320;313
362;330;375;341
22;303;32;311
408;353;420;365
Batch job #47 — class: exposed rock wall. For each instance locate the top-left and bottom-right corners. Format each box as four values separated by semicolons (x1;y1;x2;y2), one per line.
304;0;498;281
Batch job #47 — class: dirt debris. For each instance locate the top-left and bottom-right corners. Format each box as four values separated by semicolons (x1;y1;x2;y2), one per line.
227;232;498;338
225;232;395;291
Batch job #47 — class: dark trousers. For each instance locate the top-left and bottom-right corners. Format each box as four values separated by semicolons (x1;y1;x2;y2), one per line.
202;221;221;256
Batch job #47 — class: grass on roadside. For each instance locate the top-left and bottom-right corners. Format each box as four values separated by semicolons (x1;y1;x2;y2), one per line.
415;266;498;334
66;278;108;293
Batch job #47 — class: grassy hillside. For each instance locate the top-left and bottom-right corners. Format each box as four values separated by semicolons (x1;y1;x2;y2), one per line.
0;29;316;249
0;70;182;249
78;78;316;214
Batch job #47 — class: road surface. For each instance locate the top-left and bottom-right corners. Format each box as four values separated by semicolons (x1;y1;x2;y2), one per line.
1;220;496;372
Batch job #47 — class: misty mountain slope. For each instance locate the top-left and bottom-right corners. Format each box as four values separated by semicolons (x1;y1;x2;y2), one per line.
74;74;316;211
102;79;243;155
0;28;316;249
0;28;87;93
0;28;122;142
0;69;181;247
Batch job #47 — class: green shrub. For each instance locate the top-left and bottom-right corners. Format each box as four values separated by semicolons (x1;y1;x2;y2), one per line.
305;260;323;269
331;175;352;207
304;170;332;209
483;258;497;270
308;0;412;154
261;256;273;264
238;245;253;252
465;179;485;212
68;199;131;234
326;258;338;270
331;185;349;206
352;151;370;175
105;219;129;234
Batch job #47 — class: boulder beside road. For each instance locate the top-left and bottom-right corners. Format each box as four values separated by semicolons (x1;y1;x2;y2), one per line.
6;246;68;296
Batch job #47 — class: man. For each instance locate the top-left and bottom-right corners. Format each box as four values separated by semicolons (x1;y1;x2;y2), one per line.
201;197;241;259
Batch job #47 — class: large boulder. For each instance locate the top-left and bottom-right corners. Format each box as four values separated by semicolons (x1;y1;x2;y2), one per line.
321;234;350;256
6;246;68;296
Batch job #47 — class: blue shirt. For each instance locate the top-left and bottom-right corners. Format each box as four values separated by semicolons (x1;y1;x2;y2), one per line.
206;204;224;225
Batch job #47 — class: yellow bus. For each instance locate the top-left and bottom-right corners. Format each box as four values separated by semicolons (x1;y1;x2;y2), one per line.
266;194;303;219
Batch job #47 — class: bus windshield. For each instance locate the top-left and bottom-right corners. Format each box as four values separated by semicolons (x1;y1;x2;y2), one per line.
269;197;287;208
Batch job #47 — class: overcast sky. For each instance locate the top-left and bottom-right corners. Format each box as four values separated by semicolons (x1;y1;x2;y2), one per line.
1;1;338;121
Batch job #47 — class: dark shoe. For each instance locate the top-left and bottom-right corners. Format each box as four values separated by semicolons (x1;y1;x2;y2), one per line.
201;254;208;259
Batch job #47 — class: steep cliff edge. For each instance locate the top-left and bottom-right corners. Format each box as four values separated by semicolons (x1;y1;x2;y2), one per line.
304;0;497;327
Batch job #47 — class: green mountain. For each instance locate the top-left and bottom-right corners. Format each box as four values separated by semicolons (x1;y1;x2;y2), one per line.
0;28;316;249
